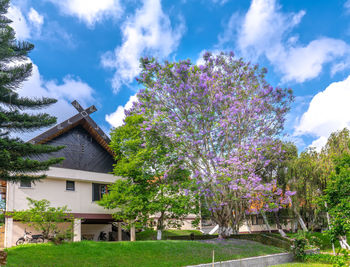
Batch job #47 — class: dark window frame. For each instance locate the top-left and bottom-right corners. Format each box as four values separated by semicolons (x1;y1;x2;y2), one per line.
251;215;258;225
66;180;75;191
251;215;265;225
92;183;108;201
19;180;32;188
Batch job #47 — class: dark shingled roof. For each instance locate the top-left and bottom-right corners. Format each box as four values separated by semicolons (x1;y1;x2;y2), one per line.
28;100;113;156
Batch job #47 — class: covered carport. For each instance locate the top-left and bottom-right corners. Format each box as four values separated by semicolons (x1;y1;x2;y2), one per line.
72;213;135;242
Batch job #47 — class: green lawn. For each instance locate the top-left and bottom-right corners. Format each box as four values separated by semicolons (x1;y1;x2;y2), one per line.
136;229;203;240
5;240;285;267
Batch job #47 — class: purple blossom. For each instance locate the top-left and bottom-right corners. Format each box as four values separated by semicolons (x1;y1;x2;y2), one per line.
134;51;294;233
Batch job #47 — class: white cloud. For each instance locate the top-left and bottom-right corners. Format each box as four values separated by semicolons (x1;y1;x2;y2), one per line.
17;63;95;141
345;0;350;13
48;0;122;27
275;38;349;83
331;61;350;76
211;0;228;5
28;7;44;34
42;21;76;49
101;0;185;93
6;5;44;40
44;76;95;104
6;4;74;49
20;64;94;105
7;5;31;40
217;12;241;48
309;136;328;152
237;0;305;59
294;75;350;151
105;94;138;128
222;0;350;83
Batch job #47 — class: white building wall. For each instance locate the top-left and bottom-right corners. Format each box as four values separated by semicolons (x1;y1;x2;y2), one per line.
6;167;120;214
7;179;104;213
4;167;121;247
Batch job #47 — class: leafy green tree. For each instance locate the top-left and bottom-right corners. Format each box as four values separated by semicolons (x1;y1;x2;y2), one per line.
288;148;325;231
0;0;63;182
323;153;350;250
99;114;199;240
322;128;350;157
285;128;350;232
319;128;350;187
11;198;73;242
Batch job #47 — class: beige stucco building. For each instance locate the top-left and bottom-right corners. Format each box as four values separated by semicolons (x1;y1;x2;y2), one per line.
4;101;127;247
5;167;122;247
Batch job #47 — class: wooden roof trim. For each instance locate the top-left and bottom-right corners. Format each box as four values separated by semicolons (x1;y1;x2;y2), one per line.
80;119;114;156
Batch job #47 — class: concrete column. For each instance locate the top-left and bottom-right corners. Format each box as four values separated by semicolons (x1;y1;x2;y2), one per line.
73;218;81;242
130;224;135;242
4;217;13;248
117;222;122;241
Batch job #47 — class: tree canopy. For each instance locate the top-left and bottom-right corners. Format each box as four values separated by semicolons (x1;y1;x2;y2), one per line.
99;114;198;239
323;152;350;249
0;0;63;182
134;52;294;237
284;128;350;232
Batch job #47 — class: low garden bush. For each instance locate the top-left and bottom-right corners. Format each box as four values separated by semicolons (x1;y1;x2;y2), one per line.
10;198;73;244
304;250;349;267
288;232;350;251
291;235;307;261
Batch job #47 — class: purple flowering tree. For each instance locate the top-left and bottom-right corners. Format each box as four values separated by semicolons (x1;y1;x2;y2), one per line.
135;52;294;238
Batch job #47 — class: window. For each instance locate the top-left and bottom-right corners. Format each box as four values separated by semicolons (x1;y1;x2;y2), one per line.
20;180;31;188
251;215;265;225
66;181;75;191
92;183;108;201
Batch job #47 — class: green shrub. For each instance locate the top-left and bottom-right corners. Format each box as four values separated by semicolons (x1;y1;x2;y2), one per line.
305;250;349;267
305;232;333;250
291;235;307;260
49;231;73;245
10;198;73;243
288;231;350;251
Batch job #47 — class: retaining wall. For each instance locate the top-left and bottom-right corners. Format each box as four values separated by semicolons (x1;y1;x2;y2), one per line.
186;252;294;267
186;249;319;267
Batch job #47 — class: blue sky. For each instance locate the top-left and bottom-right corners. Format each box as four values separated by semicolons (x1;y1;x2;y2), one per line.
7;0;350;152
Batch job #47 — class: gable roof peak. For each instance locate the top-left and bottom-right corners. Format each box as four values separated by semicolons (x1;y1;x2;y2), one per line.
28;100;113;156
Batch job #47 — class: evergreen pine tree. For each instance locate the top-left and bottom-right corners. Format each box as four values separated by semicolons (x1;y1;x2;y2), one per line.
0;0;63;182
